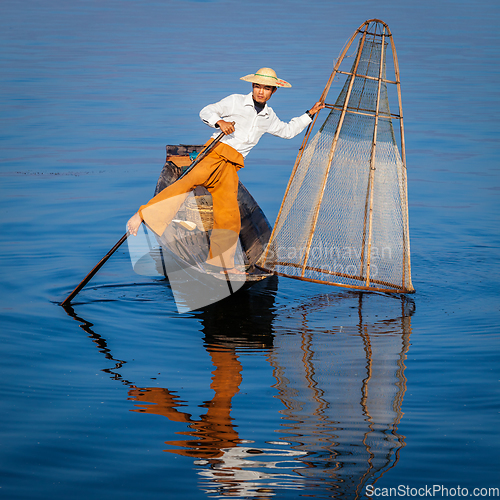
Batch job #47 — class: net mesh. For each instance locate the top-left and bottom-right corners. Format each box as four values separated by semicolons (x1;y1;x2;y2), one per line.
259;21;413;293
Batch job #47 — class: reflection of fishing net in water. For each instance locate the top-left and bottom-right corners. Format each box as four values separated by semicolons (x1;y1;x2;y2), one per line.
268;293;413;497
259;20;414;293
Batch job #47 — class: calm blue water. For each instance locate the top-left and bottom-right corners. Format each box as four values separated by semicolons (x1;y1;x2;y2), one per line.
1;1;499;498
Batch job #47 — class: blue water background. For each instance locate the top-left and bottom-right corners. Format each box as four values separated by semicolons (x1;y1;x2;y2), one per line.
1;0;499;498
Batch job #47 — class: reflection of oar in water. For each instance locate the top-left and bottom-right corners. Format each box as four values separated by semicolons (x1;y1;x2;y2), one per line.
60;131;226;307
62;304;134;385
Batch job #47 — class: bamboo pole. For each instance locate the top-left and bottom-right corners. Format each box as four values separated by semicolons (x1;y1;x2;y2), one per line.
359;166;372;276
265;260;406;289
389;33;414;292
318;23;368;103
269;269;407;294
325;104;401;120
300;24;370;277
336;70;398;85
359;33;380;277
365;29;387;287
260;22;364;266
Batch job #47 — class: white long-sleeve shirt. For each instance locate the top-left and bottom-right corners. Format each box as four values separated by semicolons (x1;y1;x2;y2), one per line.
199;92;312;158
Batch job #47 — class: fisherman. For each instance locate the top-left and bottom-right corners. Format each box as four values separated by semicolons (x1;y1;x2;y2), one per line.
127;67;324;274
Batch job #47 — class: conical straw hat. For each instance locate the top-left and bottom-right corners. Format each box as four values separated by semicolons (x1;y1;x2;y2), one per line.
240;67;292;88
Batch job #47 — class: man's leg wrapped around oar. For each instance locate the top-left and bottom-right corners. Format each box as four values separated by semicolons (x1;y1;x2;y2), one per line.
130;141;246;273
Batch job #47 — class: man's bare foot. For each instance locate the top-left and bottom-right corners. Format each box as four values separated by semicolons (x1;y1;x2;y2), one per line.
127;212;142;236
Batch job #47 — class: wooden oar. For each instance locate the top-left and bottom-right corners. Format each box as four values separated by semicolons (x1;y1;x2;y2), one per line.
60;131;226;307
177;130;225;180
60;232;129;307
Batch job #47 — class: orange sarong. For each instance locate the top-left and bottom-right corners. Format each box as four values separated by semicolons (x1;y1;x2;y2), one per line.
138;141;245;268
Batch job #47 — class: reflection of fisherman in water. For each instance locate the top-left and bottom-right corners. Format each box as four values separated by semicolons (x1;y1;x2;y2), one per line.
129;348;243;459
66;287;415;499
128;280;309;497
125;291;414;498
128;346;307;498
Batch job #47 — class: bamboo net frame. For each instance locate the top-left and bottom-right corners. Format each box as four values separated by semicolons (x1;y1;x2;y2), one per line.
258;19;414;293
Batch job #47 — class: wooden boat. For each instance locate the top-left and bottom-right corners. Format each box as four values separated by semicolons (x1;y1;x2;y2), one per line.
144;144;273;287
61;143;273;310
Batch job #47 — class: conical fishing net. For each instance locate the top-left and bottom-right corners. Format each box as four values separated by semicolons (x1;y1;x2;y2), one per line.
259;20;414;293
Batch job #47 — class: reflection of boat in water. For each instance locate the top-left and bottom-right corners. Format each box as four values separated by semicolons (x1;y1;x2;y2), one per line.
124;291;414;499
127;279;313;495
64;284;414;498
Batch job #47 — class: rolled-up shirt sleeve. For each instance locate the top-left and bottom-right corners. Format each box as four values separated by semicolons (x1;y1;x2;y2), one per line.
199;95;234;128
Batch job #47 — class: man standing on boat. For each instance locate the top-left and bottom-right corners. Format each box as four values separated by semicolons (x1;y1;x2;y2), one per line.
127;68;324;274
